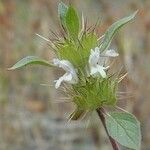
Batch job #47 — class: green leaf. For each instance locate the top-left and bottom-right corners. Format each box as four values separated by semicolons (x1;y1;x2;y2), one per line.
58;2;68;28
105;112;141;150
65;6;80;39
58;41;82;67
100;11;137;51
81;33;98;59
8;56;53;70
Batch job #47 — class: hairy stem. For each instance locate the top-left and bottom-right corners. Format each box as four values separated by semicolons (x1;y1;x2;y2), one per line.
96;108;120;150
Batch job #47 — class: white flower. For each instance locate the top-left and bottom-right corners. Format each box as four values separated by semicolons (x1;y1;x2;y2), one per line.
89;47;119;78
53;59;78;89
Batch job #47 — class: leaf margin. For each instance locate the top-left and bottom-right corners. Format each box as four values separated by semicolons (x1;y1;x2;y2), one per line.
8;56;53;70
65;5;80;39
100;11;138;51
105;111;141;150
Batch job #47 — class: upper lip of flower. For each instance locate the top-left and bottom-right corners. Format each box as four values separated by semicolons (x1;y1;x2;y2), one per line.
53;59;78;88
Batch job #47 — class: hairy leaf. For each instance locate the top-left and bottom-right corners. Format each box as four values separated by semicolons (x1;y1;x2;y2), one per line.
58;2;68;28
65;6;80;39
8;56;53;70
100;11;137;51
106;112;141;150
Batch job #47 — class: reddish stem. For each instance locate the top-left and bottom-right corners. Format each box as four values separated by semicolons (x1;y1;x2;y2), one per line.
96;108;120;150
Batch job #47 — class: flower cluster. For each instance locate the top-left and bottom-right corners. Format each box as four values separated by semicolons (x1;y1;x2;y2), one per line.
53;47;119;89
9;1;137;118
9;3;141;149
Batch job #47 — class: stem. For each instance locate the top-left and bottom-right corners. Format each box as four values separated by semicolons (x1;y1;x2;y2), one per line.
96;108;120;150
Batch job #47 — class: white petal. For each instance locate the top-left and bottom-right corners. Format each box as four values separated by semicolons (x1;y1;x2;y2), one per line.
95;47;100;53
53;59;78;88
89;47;100;67
105;49;119;57
63;73;73;82
53;58;59;66
90;67;99;76
54;73;72;89
98;57;107;66
55;76;64;89
90;65;107;78
53;59;75;73
97;66;107;78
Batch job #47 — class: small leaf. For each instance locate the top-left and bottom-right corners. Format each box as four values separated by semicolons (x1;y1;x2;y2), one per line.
58;2;68;28
8;56;53;70
65;6;80;39
105;112;141;150
100;11;137;51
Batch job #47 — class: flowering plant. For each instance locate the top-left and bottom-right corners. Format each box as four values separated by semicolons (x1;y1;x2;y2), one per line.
9;2;141;150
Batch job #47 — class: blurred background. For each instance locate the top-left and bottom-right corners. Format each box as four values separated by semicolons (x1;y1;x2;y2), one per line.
0;0;150;149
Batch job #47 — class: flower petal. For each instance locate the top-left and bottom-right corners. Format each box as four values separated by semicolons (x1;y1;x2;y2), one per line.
53;59;75;73
97;66;107;78
90;65;107;78
105;49;119;57
90;67;99;76
55;76;64;89
55;73;73;89
53;58;78;88
89;47;100;67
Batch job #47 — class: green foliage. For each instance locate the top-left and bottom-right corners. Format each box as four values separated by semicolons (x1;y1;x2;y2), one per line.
57;33;98;68
73;77;118;110
65;6;80;40
9;2;141;148
58;2;68;28
8;56;53;70
105;112;141;150
100;11;137;52
80;33;98;62
57;41;81;67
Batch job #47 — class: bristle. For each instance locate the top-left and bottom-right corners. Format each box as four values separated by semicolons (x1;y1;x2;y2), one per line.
91;17;101;32
118;73;128;83
98;34;105;41
36;33;50;42
115;106;129;113
49;29;59;38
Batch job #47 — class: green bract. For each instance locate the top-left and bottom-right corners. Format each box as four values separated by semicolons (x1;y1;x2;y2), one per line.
65;6;80;40
57;33;98;68
72;77;118;110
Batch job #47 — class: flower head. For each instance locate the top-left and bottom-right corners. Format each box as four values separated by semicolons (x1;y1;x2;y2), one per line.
53;59;78;88
89;47;119;78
